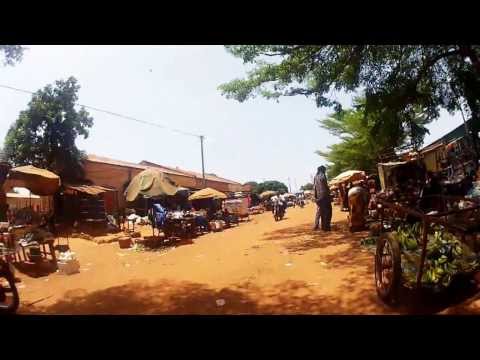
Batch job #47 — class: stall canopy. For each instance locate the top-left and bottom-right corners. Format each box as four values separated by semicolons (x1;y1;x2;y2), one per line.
124;168;178;202
377;160;424;191
329;170;366;186
4;165;61;196
64;183;115;196
188;187;227;201
259;190;277;200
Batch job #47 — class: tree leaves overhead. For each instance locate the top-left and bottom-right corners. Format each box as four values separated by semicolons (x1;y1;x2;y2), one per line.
220;45;480;174
245;180;288;195
220;45;480;133
3;77;94;181
300;183;313;191
0;45;25;66
318;97;430;179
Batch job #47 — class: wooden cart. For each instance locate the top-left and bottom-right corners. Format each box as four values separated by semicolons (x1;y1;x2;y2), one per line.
375;194;480;304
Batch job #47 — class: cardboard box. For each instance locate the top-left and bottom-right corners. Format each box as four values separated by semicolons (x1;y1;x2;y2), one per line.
58;259;80;275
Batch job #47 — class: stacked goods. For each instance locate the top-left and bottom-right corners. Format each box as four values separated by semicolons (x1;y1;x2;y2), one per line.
57;251;80;275
394;224;479;290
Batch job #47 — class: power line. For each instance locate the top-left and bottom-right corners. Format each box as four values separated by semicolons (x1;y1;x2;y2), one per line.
0;82;209;187
0;83;202;139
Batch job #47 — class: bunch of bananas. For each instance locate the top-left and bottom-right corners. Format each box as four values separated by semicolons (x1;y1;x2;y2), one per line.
396;223;421;251
397;224;479;289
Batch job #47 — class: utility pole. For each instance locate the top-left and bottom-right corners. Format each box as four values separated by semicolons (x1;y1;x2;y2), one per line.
288;177;292;193
200;135;206;188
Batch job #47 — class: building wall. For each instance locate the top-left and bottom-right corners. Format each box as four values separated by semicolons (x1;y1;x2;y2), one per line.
423;151;438;172
83;161;142;209
83;159;250;209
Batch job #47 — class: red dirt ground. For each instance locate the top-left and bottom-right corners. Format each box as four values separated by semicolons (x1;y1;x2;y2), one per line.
16;203;480;314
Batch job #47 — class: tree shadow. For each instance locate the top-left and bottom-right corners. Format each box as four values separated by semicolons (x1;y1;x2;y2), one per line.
263;220;368;254
261;219;480;315
20;279;378;315
395;276;480;314
19;275;480;315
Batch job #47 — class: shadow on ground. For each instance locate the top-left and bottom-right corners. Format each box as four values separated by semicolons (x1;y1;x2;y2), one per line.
19;276;480;315
262;220;367;254
19;217;480;315
14;260;57;278
19;278;382;315
260;219;480;315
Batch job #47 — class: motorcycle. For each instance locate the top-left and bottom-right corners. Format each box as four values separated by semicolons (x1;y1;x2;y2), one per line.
298;199;305;208
273;202;285;221
0;252;19;314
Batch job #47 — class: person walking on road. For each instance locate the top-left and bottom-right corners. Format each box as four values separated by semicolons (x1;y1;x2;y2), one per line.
313;165;332;231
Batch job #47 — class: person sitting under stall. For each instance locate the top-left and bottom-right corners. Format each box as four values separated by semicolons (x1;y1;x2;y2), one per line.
150;202;168;234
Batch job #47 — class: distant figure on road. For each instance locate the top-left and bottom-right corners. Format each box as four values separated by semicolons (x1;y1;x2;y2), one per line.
313;166;332;231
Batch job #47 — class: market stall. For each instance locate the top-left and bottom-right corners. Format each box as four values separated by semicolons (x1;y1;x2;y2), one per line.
189;188;234;230
329;170;366;187
1;165;61;269
123;168;201;241
329;170;367;227
224;198;249;223
62;183;117;232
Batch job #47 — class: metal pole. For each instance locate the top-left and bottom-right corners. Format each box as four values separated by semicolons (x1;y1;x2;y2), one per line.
288;178;291;193
200;135;206;188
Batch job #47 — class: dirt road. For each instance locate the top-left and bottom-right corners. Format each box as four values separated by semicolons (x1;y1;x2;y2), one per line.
17;203;480;314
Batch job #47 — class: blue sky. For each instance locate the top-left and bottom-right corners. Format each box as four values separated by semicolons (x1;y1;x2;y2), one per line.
0;45;465;191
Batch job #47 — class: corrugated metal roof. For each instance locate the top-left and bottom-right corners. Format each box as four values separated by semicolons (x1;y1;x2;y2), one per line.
64;184;116;195
86;154;148;170
421;142;445;153
6;192;40;199
138;161;197;177
140;160;242;185
86;155;243;187
378;161;409;167
421;118;473;151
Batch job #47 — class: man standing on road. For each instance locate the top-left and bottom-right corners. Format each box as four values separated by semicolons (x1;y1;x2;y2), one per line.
313;166;332;231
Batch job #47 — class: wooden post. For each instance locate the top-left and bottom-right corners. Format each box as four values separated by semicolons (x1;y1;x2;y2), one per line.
416;220;430;288
200;135;206;188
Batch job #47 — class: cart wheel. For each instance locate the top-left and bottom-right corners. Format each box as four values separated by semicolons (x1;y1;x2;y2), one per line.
0;270;20;314
375;232;401;305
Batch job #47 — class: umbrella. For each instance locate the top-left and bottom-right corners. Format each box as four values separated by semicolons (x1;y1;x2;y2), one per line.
3;165;61;196
175;187;190;195
124;168;178;202
329;170;365;186
188;187;227;201
259;190;277;200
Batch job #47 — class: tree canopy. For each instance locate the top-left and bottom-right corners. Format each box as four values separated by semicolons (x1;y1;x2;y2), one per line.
219;46;480;155
318;97;430;178
3;77;94;181
0;45;25;66
245;180;288;195
300;183;313;191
